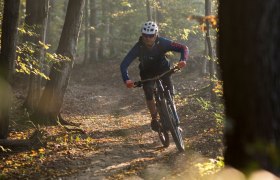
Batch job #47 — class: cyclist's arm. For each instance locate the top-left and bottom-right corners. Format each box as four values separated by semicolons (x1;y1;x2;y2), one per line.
159;37;189;62
120;43;140;82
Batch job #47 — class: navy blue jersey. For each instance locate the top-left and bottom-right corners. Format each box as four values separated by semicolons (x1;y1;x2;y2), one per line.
120;36;189;82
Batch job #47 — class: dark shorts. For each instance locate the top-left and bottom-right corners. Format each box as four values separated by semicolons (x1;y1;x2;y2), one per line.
140;70;174;100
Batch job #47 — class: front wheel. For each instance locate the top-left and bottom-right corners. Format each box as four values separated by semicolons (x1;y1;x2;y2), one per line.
159;98;185;152
167;104;185;152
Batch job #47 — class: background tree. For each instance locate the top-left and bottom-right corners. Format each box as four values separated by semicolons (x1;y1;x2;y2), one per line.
205;0;215;102
83;0;89;64
0;0;217;128
219;0;280;176
146;0;152;21
45;0;68;53
0;0;20;139
23;0;49;111
89;0;98;62
33;0;85;124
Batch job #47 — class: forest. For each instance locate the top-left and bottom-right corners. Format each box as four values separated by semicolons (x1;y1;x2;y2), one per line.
0;0;279;179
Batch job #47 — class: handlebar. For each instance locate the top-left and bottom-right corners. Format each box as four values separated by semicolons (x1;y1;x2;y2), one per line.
134;65;181;87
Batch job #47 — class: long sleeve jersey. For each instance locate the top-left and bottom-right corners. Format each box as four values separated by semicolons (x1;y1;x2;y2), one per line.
120;36;189;82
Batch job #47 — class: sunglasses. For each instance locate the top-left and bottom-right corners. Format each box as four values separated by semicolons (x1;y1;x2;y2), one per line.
142;33;156;38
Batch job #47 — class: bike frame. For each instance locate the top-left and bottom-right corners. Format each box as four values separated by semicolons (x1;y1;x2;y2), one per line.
134;66;185;152
154;79;179;128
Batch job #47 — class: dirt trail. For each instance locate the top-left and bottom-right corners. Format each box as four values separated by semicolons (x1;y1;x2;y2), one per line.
55;60;223;179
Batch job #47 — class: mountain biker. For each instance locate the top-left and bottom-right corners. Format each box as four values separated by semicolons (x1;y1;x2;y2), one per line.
120;21;189;132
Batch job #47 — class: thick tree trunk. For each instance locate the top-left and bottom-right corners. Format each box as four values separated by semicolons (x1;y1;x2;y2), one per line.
24;0;49;111
34;0;85;125
219;0;280;175
0;0;20;139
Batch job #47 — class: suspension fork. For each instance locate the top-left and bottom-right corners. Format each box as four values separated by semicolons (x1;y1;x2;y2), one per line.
155;80;169;128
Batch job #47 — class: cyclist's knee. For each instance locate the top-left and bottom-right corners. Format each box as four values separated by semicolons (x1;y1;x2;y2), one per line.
143;87;154;100
143;81;154;100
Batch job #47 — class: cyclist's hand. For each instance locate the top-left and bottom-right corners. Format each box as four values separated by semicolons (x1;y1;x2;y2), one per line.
125;80;134;88
178;61;186;69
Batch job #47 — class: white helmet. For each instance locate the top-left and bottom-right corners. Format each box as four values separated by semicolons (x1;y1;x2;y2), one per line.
141;21;158;34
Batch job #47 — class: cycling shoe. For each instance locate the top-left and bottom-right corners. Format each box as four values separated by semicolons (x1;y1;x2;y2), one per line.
151;119;160;132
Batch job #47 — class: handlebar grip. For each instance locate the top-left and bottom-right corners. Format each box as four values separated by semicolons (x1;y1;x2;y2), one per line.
134;81;142;87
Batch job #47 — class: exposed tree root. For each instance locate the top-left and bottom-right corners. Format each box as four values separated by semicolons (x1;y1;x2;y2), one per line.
0;130;46;151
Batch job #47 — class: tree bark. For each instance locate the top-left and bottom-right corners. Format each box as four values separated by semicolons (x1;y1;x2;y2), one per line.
83;0;89;64
24;0;49;111
205;0;215;102
89;0;98;62
0;0;20;139
45;0;54;46
98;0;106;60
34;0;85;125
219;0;280;175
201;39;208;75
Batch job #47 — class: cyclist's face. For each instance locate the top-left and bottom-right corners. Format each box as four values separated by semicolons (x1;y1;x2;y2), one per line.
142;33;157;48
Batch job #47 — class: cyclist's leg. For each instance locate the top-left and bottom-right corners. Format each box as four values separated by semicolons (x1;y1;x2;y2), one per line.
142;81;160;131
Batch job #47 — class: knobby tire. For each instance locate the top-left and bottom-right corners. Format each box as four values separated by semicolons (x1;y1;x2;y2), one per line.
157;99;170;147
160;98;185;152
166;103;185;152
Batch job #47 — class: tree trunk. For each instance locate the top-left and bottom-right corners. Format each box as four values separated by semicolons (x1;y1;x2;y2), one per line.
89;0;98;62
146;0;152;21
108;2;116;58
45;0;54;46
83;0;89;64
219;0;280;175
24;0;49;111
98;0;106;60
201;39;208;75
0;0;20;139
205;0;215;102
34;0;85;125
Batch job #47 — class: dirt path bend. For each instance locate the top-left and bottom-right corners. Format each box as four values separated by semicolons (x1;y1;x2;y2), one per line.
60;60;223;179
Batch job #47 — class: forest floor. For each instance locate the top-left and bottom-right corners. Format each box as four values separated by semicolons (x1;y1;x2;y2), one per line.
1;59;224;179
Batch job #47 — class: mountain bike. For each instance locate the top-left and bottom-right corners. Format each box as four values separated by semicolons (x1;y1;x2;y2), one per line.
134;66;185;152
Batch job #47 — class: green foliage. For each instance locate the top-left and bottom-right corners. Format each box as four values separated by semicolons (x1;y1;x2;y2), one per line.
214;111;224;127
195;156;224;176
196;97;212;110
79;0;216;60
16;42;49;80
16;24;71;80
